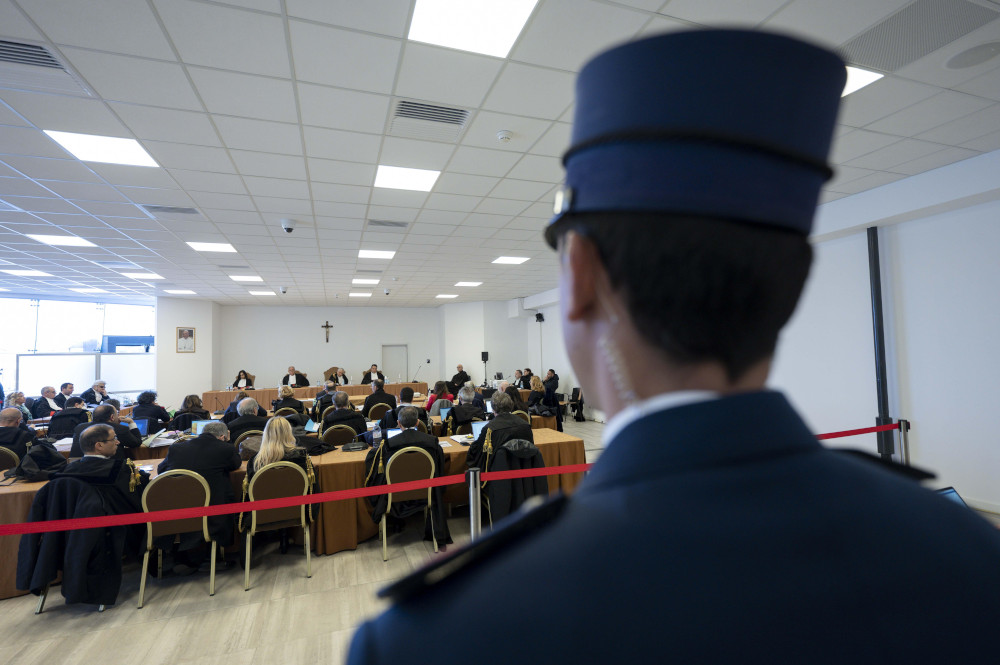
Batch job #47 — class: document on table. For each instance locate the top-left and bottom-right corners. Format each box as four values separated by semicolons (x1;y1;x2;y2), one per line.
439;441;452;447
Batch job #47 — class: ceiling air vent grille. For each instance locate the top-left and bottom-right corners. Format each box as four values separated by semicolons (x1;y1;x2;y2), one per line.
389;99;470;142
0;40;93;96
142;205;201;215
840;0;999;72
367;219;408;229
0;40;62;69
356;269;383;274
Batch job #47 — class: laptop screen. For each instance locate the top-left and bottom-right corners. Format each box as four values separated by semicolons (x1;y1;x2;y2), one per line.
439;407;451;421
485;402;493;414
191;420;215;435
386;428;402;439
132;418;149;436
471;420;488;439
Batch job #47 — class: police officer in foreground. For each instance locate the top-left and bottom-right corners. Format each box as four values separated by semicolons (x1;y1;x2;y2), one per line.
348;30;1000;663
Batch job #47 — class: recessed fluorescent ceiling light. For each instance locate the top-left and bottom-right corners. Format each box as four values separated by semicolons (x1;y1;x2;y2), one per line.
352;278;380;285
164;289;196;295
230;275;263;282
70;287;108;294
436;294;458;299
249;290;276;296
492;256;529;264
120;272;164;279
455;281;482;287
187;241;236;252
349;292;372;298
842;66;883;96
3;269;53;277
27;234;97;247
0;287;8;291
358;249;396;260
409;0;538;58
43;130;158;167
374;165;440;192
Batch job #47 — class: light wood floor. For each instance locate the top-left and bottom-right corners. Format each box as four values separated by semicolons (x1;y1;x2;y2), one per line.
0;419;605;665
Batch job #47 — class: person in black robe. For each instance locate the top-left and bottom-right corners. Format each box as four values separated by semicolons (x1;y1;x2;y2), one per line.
360;364;385;385
466;391;533;470
53;383;75;409
362;380;397;419
46;397;90;439
226;398;270;441
443;386;486;435
31;386;62;419
0;407;35;461
232;369;254;390
281;366;309;387
449;364;471;394
312;382;336;421
222;392;266;423
377;387;429;430
80;380;113;406
70;405;143;458
364;407;451;545
132;390;172;433
543;369;560;393
332;368;351;386
272;385;306;414
323;391;367;436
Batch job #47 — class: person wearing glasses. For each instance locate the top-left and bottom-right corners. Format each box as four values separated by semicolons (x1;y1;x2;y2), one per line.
59;423;149;515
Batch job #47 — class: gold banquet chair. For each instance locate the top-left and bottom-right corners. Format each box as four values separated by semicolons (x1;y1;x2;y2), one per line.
322;424;359;446
138;470;217;608
367;402;392;422
512;410;530;424
0;446;19;471
234;429;264;447
318;406;336;434
381;446;438;562
273;407;299;418
239;461;313;591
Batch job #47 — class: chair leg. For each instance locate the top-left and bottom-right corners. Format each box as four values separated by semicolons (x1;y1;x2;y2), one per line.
98;605;106;612
429;506;438;554
304;526;312;579
157;549;163;578
381;515;387;562
244;532;252;591
209;541;217;596
138;550;150;608
35;584;49;615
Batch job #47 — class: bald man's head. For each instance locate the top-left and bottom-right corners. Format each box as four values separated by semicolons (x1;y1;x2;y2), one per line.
0;408;22;426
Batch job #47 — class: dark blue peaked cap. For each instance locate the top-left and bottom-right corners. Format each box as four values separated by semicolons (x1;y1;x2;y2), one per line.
545;29;846;247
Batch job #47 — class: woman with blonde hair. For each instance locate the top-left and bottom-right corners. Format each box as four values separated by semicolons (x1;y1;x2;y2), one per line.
242;416;315;530
527;375;545;408
271;384;305;415
5;392;31;423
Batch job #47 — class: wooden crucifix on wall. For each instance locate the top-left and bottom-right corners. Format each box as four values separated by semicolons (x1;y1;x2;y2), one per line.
321;320;333;343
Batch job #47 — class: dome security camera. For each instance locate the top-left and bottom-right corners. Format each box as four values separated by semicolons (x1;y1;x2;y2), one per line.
384;288;390;295
280;218;296;233
279;286;287;294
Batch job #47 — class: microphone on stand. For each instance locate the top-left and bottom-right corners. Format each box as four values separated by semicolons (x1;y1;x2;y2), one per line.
412;361;424;383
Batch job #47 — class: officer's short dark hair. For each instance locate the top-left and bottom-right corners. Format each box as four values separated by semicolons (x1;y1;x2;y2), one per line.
80;424;114;453
399;387;414;403
398;406;419;429
66;397;85;408
92;405;115;422
60;382;73;391
557;212;812;381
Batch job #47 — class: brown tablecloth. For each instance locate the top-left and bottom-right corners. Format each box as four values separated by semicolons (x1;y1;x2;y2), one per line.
0;429;583;599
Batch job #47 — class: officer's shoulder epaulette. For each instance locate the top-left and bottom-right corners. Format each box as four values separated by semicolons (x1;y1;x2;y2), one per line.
377;493;568;603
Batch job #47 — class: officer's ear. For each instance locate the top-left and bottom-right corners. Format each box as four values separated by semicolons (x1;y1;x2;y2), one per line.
559;231;600;323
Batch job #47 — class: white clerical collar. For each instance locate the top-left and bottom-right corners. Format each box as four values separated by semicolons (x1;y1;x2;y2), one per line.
47;397;61;410
603;390;719;448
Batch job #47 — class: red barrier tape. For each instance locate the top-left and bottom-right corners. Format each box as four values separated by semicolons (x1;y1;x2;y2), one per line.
0;423;902;538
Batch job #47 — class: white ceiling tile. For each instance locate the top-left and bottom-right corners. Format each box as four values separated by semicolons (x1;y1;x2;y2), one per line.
91;165;180;189
830;129;903;163
285;0;411;37
169;170;248;195
143;142;234;172
917;104;1000;145
828;171;908;195
474;198;532;215
635;15;697;39
489;178;553;201
763;0;911;49
506;154;563;183
1;90;128;136
838;76;940;128
379;137;455;170
369;189;428;207
889;20;1000;89
19;0;175;59
482;64;575;119
229;150;307;179
424;193;480;212
365;206;419;222
297;84;391;134
154;0;291;78
962;128;1000;152
395;43;505;108
188;191;256;211
887;146;981;176
956;65;1000;102
462;112;553;153
213;116;303;155
303;126;382;163
70;200;146;218
109;103;222;147
242;176;310;199
529;122;571;157
313;201;366;218
660;0;785;26
0;125;76;159
433;173;500;197
512;0;649;72
189;68;298;123
0;176;59;197
845;138;946;171
61;49;203;111
203;209;264;225
2;196;82;214
289;20;401;94
311;182;370;204
865;91;994;136
256;197;313;214
447;146;521;177
308;158;376;186
39;180;128;202
0;1;44;39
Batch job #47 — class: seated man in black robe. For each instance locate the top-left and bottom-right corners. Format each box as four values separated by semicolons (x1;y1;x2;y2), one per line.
157;420;241;572
466;391;533;470
312;382;337;422
281;366;309;387
0;407;35;461
31;386;62;419
360;364;385;385
362;380;397;419
324;391;368;436
226;398;270;441
70;404;143;459
81;380;113;406
46;397;90;439
443;386;486;435
53;383;75;409
378;387;429;430
364;407;451;545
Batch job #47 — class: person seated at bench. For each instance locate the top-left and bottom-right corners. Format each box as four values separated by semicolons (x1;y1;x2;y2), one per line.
70;404;142;459
323;391;367;436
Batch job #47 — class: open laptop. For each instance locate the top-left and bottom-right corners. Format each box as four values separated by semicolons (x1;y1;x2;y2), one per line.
438;407;451;421
132;418;150;436
470;420;488;439
385;428;402;439
190;420;215;435
485;401;493;414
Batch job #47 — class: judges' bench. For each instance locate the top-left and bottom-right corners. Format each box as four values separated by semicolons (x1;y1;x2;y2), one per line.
202;382;428;412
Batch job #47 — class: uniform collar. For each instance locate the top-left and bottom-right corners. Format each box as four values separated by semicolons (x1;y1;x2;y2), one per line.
603;390;719;447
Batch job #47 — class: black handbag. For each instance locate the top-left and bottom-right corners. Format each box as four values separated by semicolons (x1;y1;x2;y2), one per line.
3;440;68;482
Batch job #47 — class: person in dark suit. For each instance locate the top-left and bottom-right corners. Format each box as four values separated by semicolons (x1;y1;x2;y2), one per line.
226;398;269;441
173;394;211;420
349;30;1000;664
312;381;336;420
31;386;62;419
443;386;485;435
324;391;367;436
362;380;397;419
272;385;305;414
157;420;241;565
46;397;90;439
132;390;171;433
80;380;113;406
222;391;266;424
378;387;429;430
281;366;309;387
70;404;142;459
364;407;451;545
543;369;559;394
360;364;385;385
0;407;35;461
53;383;75;409
449;364;471;394
466;391;533;470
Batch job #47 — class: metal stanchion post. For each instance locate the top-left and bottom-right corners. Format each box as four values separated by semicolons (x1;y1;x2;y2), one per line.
467;467;482;541
898;419;911;466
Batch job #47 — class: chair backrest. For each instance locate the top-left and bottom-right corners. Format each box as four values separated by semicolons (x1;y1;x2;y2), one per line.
570;387;581;400
455;422;474;435
234;429;263;446
248;461;309;530
141;469;210;543
368;402;392;421
247;373;256;385
325;366;339;381
238;434;262;461
169;412;197;431
385;446;435;507
319;406;336;433
512;410;530;423
273;407;297;418
322;424;358;445
428;398;452;417
0;446;19;471
415;420;428;434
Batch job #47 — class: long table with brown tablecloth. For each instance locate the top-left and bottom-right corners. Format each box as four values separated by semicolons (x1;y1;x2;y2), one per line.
202;382;428;412
0;428;583;600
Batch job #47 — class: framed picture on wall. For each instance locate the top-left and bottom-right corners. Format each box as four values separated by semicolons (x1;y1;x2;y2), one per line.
177;327;195;353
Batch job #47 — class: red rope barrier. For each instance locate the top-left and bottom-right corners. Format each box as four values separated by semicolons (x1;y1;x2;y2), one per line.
815;423;900;440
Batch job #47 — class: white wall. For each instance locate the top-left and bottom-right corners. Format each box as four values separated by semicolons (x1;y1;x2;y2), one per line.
155;297;220;410
483;300;530;382
440;301;486;386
